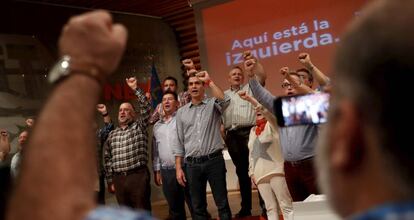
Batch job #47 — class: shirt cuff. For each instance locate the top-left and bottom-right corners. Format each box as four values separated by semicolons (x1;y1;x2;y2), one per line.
153;164;161;171
173;150;185;157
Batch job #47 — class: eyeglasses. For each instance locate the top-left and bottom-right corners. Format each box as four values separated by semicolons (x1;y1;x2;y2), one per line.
298;74;308;80
281;82;292;89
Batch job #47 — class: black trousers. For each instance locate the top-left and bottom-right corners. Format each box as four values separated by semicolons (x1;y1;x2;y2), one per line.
161;168;194;220
225;127;252;213
186;156;232;220
97;173;106;204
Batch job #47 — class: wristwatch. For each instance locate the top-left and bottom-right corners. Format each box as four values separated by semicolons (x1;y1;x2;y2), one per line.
48;56;71;84
48;55;104;85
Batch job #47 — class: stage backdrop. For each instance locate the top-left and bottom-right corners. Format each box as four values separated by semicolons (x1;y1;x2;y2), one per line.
195;0;369;95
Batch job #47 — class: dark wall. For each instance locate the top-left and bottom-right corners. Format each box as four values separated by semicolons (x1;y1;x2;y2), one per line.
0;0;182;201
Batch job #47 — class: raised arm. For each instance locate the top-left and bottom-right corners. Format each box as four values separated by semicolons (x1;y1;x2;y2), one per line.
126;77;151;126
149;103;164;125
244;55;275;113
96;104;111;124
96;104;114;146
238;91;277;129
255;104;277;131
197;71;225;101
243;51;266;86
6;11;127;220
0;129;10;162
280;67;314;94
298;53;330;87
248;78;276;114
238;91;259;107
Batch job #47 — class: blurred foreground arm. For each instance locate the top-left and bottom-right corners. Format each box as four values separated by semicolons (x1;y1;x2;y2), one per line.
7;10;127;220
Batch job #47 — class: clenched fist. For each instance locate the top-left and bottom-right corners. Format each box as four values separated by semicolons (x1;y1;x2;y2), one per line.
126;77;138;90
59;10;127;77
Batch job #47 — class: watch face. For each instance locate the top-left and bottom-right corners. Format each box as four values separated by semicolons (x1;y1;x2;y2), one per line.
48;56;71;84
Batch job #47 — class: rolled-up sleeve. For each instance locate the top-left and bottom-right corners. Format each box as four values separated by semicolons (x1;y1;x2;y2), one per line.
214;94;230;113
173;109;185;157
151;135;161;171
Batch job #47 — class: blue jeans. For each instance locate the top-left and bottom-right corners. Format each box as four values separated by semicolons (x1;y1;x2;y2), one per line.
160;168;194;220
185;156;232;220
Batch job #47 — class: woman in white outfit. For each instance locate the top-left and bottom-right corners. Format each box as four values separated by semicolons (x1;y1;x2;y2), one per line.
238;91;293;220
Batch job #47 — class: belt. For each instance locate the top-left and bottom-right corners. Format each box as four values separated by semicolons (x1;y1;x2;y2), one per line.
284;157;314;167
114;166;146;176
185;150;222;164
226;126;253;132
160;165;176;170
226;126;253;137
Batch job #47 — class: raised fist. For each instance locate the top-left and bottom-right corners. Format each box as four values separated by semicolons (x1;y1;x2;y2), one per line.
238;91;248;100
280;67;289;76
196;71;211;83
244;59;256;77
126;77;138;90
0;129;10;161
25;118;35;128
145;92;152;101
243;51;253;60
59;10;127;77
298;53;312;67
0;129;9;141
182;59;195;70
96;104;108;115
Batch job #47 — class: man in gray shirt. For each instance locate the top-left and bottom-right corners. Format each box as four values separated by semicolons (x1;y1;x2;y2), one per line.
174;71;232;220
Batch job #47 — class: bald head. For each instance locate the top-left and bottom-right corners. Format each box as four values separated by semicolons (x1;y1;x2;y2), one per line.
18;130;29;151
118;102;136;127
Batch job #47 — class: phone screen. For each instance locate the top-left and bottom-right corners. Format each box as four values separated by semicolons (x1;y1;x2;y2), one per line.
274;92;330;127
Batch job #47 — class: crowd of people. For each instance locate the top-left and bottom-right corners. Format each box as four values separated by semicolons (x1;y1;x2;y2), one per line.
2;0;414;220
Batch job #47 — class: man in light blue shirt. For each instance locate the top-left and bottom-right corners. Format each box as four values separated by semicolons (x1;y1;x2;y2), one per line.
152;91;193;220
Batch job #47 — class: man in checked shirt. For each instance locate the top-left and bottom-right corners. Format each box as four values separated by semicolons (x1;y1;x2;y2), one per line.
104;76;151;211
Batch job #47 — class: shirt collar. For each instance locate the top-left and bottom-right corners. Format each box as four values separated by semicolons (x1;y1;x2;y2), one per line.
230;84;245;92
189;98;208;108
119;120;136;131
160;112;176;123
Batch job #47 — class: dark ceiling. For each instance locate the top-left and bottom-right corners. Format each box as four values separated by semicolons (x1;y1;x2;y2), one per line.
15;0;194;18
4;0;204;67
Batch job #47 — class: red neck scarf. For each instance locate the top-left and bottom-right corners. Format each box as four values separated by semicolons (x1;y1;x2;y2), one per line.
255;118;267;136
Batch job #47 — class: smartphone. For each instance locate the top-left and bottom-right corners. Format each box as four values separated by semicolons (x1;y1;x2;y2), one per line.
274;92;330;127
